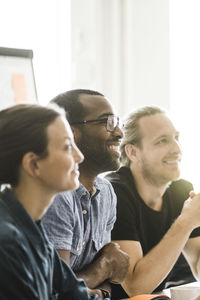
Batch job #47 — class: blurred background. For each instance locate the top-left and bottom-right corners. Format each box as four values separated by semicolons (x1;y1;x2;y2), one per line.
0;0;199;189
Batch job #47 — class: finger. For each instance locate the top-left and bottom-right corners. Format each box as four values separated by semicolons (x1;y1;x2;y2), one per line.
112;242;120;248
184;198;191;207
189;190;196;198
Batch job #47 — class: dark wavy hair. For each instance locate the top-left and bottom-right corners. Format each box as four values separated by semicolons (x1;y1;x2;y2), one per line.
0;103;64;186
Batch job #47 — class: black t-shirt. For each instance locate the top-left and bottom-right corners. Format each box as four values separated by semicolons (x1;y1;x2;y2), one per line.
106;167;200;299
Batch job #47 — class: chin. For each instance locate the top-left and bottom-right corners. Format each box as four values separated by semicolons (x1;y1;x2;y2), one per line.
173;169;181;179
69;182;79;191
108;159;121;171
167;173;180;183
61;181;79;192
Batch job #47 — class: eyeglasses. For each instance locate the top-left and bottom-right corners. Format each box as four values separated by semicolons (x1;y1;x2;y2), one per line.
70;115;123;132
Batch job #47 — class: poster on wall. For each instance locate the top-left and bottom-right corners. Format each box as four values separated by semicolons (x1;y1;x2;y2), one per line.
0;47;37;110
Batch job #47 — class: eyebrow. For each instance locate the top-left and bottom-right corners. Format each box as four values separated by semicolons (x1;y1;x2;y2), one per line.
94;113;114;119
154;131;180;141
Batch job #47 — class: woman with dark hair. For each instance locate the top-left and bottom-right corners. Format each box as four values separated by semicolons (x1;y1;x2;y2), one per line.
0;103;103;299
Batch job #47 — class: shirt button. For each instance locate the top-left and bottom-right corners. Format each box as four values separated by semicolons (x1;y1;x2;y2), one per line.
82;210;87;215
83;192;87;196
82;241;85;246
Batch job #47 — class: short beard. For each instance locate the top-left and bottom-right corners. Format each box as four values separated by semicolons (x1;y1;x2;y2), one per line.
141;160;180;187
77;130;121;174
81;152;120;174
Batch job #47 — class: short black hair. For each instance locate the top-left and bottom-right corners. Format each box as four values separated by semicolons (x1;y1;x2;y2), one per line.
50;89;104;124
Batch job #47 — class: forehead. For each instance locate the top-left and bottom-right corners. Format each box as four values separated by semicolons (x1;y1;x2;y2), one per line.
79;94;115;118
139;113;177;141
47;116;73;146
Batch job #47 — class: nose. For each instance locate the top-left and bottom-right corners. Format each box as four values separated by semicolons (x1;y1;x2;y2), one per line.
113;125;124;138
171;139;182;155
73;144;84;164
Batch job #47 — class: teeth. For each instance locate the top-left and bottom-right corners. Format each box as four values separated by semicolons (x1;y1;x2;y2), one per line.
109;145;119;149
165;160;179;164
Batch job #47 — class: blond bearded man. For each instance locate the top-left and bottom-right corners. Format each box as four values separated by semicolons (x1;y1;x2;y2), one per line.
106;106;200;299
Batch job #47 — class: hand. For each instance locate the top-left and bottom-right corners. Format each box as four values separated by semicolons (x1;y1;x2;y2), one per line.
87;288;104;299
189;190;196;198
181;192;200;229
99;242;130;284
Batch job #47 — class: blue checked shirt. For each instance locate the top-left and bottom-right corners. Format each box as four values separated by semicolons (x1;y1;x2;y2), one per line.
42;177;117;272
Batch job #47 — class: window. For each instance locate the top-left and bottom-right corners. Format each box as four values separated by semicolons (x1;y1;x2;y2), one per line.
170;0;200;190
0;0;71;105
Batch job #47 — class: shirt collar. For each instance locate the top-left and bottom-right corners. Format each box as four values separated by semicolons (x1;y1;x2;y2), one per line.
75;181;100;199
1;188;48;248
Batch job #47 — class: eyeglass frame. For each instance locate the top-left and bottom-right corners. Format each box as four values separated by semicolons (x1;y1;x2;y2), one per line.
70;115;123;132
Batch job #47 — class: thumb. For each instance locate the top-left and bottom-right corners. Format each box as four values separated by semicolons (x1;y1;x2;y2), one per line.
189;190;196;198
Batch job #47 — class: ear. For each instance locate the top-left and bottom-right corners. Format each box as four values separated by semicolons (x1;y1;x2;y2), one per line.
21;152;40;177
125;144;138;162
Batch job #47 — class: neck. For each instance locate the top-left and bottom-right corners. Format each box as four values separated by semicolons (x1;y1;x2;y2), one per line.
130;164;169;211
79;164;98;192
12;180;55;221
79;172;96;192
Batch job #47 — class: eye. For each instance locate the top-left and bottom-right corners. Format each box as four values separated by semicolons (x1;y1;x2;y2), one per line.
98;118;108;124
175;134;179;141
157;138;168;144
64;143;72;152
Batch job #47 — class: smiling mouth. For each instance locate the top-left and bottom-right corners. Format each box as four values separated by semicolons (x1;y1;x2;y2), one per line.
163;159;180;165
108;144;121;156
72;169;80;176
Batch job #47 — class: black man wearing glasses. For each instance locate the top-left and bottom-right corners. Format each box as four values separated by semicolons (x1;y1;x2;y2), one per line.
42;89;129;299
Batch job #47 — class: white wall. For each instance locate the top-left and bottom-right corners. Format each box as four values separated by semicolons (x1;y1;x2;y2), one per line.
70;0;199;189
0;0;198;188
0;0;71;105
70;0;170;117
0;0;170;112
170;0;200;190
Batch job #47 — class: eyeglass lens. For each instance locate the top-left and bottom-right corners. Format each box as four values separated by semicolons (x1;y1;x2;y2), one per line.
107;115;121;131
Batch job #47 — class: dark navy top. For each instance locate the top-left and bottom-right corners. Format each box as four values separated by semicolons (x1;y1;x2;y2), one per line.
0;188;102;300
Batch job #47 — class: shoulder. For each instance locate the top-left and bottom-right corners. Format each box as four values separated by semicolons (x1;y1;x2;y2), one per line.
95;176;116;197
44;190;78;221
164;179;193;215
95;177;117;206
106;167;132;186
105;169;122;184
95;175;113;186
0;218;24;246
105;167;135;197
168;179;193;197
0;201;18;242
49;188;81;210
0;195;31;257
54;189;75;202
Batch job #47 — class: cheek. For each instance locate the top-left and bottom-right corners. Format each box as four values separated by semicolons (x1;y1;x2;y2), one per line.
146;148;165;159
60;155;74;173
49;155;74;176
140;151;159;166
